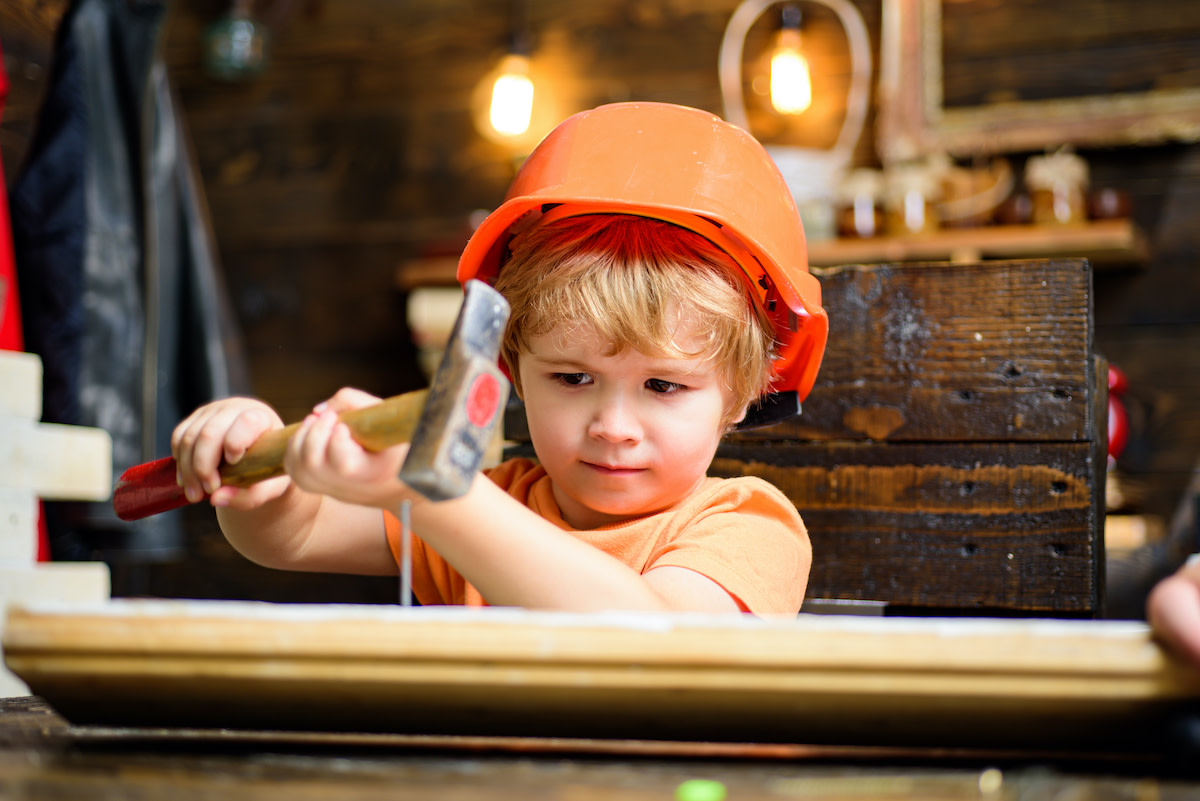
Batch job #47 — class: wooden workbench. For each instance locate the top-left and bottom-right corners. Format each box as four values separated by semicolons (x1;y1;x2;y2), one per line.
2;694;1199;798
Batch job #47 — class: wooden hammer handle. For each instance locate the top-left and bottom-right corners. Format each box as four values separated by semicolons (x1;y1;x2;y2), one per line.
219;389;429;488
113;389;429;520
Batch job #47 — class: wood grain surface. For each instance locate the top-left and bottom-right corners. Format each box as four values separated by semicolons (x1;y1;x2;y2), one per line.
6;601;1200;755
4;695;1198;798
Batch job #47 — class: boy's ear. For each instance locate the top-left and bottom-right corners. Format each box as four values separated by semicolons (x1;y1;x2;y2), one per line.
726;401;751;431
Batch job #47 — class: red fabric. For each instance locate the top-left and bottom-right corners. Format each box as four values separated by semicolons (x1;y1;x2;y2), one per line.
0;40;50;562
0;40;22;352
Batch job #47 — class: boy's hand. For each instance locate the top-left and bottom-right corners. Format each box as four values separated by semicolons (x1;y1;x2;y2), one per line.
171;397;290;511
1148;558;1200;669
284;387;411;509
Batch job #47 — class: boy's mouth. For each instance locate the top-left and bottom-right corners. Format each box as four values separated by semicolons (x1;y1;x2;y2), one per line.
584;461;644;476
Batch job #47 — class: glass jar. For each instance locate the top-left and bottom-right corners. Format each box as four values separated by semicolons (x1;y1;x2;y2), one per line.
1025;150;1088;226
883;163;940;236
835;169;884;239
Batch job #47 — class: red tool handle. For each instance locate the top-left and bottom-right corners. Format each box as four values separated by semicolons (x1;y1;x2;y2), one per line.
113;456;194;521
113;390;430;521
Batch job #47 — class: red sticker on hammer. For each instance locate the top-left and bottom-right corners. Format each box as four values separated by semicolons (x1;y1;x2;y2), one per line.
467;373;501;429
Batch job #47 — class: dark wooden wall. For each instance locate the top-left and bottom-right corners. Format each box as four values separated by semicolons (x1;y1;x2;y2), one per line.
2;0;1198;607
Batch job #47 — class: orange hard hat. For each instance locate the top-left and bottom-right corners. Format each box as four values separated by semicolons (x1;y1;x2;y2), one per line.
458;101;828;425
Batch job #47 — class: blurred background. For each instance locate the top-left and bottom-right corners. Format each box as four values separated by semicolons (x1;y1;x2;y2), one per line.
1;0;1198;609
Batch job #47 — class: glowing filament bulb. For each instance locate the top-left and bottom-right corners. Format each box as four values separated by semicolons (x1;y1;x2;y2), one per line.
770;28;811;115
489;54;534;136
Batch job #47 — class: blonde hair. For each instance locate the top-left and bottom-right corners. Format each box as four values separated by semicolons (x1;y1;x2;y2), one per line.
493;214;776;427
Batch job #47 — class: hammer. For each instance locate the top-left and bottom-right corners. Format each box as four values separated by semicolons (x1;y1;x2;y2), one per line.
113;280;510;521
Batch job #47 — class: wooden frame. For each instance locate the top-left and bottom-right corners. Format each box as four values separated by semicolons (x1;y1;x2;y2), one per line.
877;0;1200;161
6;600;1200;754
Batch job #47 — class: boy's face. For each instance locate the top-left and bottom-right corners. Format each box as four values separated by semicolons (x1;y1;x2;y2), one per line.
517;317;734;530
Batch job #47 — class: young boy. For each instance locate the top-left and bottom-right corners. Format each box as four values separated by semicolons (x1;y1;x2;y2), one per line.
171;102;828;616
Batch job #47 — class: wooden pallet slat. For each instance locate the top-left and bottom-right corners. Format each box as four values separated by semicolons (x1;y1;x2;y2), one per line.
5;601;1199;753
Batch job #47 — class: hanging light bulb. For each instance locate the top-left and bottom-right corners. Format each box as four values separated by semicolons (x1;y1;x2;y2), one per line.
489;53;534;137
484;0;535;138
770;5;811;115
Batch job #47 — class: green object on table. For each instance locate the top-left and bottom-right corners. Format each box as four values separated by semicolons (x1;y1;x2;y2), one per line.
675;778;728;801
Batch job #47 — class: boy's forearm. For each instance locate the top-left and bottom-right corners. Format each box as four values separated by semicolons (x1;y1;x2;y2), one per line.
405;476;707;612
216;483;323;570
218;482;398;576
1148;558;1200;668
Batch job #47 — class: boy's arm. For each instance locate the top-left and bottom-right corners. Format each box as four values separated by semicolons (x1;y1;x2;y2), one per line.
215;484;396;576
277;392;743;610
172;393;397;577
403;475;741;613
1148;556;1200;668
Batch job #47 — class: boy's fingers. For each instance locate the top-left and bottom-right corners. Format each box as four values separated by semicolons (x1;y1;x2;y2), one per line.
322;387;381;413
208;485;239;507
1149;575;1200;667
288;411;336;474
174;412;226;496
191;409;252;493
212;475;289;510
222;407;280;466
326;421;366;473
173;404;282;498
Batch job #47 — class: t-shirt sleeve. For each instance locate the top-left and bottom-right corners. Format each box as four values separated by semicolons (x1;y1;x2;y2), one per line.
381;459;539;606
646;479;811;616
383;509;467;606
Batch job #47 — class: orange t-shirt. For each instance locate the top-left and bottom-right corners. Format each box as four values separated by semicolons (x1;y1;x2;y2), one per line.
384;457;811;616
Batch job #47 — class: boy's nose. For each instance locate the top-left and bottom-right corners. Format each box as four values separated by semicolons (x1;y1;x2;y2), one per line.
587;396;642;443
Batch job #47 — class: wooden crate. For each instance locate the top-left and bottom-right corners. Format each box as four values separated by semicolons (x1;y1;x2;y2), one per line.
505;258;1105;617
716;258;1105;616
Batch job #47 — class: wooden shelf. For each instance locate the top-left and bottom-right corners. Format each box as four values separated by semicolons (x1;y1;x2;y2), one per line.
808;219;1147;268
396;220;1147;289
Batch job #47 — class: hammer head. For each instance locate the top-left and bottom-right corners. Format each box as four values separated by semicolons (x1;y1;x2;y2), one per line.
398;279;511;501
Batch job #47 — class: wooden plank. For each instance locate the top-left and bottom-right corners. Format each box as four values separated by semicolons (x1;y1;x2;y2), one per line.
739;259;1096;443
0;350;42;421
940;0;1200;107
0;565;111;697
5;601;1200;754
0;490;37;567
806;220;1147;268
0;419;112;500
712;441;1102;612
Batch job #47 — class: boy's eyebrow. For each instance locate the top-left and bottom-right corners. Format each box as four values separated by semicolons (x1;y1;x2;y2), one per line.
530;349;713;379
525;352;592;370
649;362;711;380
